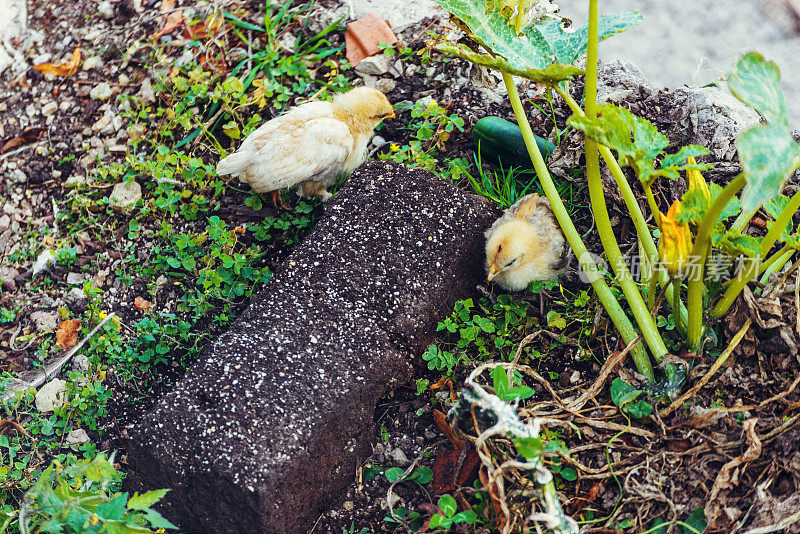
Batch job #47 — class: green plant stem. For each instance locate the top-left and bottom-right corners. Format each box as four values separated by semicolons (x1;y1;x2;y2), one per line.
730;206;760;233
759;244;792;276
671;278;687;338
643;181;662;228
712;187;800;317
553;83;685;324
647;268;657;310
687;175;746;346
759;247;794;286
501;71;653;379
583;0;667;364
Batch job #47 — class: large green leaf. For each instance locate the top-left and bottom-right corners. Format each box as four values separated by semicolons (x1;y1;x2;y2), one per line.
728;52;787;127
679;183;741;227
764;194;794;241
569;103;710;183
435;0;641;73
610;378;652;418
713;229;761;258
737;123;800;211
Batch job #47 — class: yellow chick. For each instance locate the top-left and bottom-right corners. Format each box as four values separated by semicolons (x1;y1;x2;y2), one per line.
216;87;395;208
485;193;567;291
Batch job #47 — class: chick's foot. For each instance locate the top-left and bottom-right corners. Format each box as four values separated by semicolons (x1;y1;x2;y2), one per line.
270;190;292;211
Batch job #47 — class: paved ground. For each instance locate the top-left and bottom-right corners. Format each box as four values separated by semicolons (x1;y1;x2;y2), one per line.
557;0;800;127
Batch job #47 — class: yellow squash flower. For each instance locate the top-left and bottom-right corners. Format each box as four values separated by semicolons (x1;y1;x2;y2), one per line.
686;156;710;202
659;200;693;277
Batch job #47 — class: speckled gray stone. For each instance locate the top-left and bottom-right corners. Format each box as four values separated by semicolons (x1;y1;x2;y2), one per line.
126;161;495;533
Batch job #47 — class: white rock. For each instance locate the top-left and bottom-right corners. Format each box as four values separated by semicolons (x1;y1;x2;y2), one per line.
354;54;391;76
31;52;51;65
65;428;90;445
0;0;27;75
84;28;103;40
97;0;113;18
72;353;90;372
357;73;378;89
109;181;141;210
30;310;59;331
64;175;87;188
90;82;113;100
82;55;104;71
41;101;58;116
388;447;409;466
66;272;87;285
91;114;112;132
138;78;155;103
35;378;66;412
372;135;386;147
375;78;396;93
118;73;129;85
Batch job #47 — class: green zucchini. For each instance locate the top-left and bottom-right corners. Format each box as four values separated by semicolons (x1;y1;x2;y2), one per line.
473;116;557;169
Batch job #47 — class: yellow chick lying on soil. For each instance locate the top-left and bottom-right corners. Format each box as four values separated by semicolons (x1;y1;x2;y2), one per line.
216;87;395;208
485;193;567;291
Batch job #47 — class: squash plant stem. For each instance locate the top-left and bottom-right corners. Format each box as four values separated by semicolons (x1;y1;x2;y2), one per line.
501;72;653;379
712;186;800;318
583;0;667;364
687;174;746;344
552;86;687;326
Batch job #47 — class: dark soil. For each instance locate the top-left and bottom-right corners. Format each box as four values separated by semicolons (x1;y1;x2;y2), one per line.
2;0;799;533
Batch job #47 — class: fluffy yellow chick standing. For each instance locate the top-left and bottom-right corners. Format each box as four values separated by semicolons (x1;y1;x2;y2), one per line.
485;193;567;291
216;87;395;207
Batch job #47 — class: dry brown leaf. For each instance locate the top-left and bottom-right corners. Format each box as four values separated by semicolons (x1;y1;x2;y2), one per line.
0;419;31;438
134;296;153;311
705;418;763;527
153;5;183;41
34;48;81;77
55;319;82;348
0;127;46;154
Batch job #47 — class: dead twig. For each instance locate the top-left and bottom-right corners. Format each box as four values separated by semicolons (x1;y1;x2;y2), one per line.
567;334;642;412
2;313;118;401
660;317;753;418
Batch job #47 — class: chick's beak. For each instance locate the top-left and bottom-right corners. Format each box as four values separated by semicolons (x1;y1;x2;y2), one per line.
487;263;499;282
385;110;396;119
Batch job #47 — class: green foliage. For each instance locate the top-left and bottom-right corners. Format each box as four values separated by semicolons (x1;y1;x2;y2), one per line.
735;123;800;212
728;52;800;212
568;103;711;184
384;465;433;486
379;100;465;172
435;0;641;83
679;507;708;534
491;366;534;401
728;51;787;127
428;494;477;530
610;378;653;418
461;155;538;208
16;454;176;534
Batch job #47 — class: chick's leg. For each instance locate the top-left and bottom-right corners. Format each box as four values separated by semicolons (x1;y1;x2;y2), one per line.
270;190;292;211
298;180;331;201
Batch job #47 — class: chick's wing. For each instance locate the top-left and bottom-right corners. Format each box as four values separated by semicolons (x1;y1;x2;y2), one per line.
240;112;355;193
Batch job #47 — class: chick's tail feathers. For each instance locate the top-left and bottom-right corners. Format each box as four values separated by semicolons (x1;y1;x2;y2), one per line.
216;151;250;177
